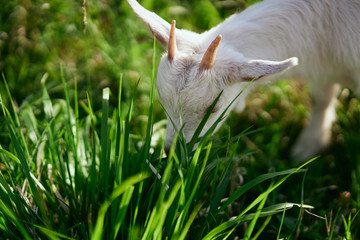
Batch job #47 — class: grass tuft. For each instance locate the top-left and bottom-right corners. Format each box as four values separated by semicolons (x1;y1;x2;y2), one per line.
1;2;359;238
0;47;316;239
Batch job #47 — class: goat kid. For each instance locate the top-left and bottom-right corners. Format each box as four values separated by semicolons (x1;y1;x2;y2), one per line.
126;0;360;160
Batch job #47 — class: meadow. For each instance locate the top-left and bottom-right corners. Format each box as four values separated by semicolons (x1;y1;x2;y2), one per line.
0;0;359;239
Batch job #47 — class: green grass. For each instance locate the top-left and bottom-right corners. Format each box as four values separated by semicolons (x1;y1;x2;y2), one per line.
1;0;360;239
1;61;315;239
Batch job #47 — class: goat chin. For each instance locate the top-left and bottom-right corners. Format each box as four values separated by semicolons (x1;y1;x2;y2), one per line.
126;0;360;161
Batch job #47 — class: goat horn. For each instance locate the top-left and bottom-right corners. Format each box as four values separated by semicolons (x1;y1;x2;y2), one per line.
199;35;222;71
168;20;177;62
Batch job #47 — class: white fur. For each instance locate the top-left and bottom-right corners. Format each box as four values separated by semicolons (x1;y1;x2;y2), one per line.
126;0;360;159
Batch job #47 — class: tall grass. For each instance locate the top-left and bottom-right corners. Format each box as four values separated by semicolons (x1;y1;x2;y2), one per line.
1;0;360;239
0;40;317;239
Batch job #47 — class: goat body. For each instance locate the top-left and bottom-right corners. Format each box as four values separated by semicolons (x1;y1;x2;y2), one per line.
126;0;360;159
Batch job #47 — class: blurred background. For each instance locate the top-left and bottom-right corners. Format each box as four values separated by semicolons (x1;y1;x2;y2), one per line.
0;0;261;138
1;0;359;237
0;0;266;151
0;0;256;110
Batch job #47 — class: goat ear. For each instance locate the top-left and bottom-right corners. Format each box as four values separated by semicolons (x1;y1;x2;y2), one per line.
126;0;173;47
230;57;298;82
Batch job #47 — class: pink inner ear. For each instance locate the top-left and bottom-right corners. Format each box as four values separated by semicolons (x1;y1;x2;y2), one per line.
126;0;171;47
242;75;263;82
157;35;167;46
149;29;168;46
242;77;255;82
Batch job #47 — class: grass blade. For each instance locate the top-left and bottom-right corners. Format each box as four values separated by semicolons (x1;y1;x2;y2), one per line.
203;158;316;239
215;168;306;216
0;200;32;240
7;124;51;227
244;184;271;239
110;186;135;240
100;87;110;196
2;73;20;127
91;173;149;240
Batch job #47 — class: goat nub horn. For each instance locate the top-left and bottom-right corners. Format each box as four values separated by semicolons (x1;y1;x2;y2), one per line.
199;35;222;71
168;20;177;62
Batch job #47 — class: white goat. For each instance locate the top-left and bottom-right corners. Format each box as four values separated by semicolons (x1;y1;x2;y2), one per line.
126;0;360;159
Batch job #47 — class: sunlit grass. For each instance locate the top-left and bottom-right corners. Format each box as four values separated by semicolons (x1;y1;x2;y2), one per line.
1;0;360;239
0;42;317;238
